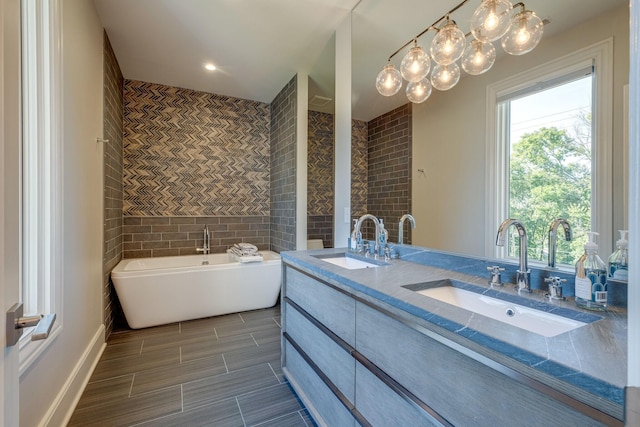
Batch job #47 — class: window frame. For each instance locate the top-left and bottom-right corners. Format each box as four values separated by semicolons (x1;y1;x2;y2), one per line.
19;0;63;374
485;38;613;265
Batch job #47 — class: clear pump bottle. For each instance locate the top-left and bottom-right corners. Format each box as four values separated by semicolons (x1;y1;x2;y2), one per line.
574;232;607;311
608;229;628;281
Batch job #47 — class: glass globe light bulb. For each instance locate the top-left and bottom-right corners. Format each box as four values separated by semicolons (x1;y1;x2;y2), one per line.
461;40;496;75
431;20;466;65
430;62;461;91
400;45;431;83
375;63;403;96
501;9;544;55
471;0;513;43
517;27;530;44
406;78;432;103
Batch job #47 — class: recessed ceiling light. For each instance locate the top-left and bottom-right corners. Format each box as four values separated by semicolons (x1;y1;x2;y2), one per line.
204;63;216;71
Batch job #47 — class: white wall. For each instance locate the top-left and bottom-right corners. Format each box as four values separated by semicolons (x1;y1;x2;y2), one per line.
18;0;105;425
334;14;352;247
412;4;629;257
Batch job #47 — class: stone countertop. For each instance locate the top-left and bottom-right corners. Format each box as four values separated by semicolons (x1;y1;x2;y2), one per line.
280;246;627;421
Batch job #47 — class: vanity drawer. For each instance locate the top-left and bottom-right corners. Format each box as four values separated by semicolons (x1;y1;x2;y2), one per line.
284;265;356;346
284;301;355;402
355;301;606;427
284;340;356;427
355;362;441;427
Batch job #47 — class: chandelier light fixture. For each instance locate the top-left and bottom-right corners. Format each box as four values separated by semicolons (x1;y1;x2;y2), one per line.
375;0;544;104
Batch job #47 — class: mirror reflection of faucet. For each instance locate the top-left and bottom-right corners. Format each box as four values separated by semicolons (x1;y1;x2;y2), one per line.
351;214;388;257
363;241;370;257
398;214;416;244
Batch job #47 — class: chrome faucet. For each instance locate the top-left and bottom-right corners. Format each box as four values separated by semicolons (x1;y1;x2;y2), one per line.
398;214;416;244
547;218;572;268
197;225;210;254
496;219;530;293
352;214;382;255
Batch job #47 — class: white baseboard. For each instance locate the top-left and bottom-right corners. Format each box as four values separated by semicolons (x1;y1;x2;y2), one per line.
39;324;106;427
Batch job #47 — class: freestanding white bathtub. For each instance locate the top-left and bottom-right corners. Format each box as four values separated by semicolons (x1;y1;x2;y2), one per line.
111;251;282;329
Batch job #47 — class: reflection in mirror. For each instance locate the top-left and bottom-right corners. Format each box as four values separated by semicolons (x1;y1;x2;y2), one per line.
351;0;629;260
307;34;335;248
306;32;369;249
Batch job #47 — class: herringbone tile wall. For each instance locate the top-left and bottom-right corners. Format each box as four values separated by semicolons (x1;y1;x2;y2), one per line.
351;118;368;218
308;111;334;216
123;80;271;218
306;114;369;248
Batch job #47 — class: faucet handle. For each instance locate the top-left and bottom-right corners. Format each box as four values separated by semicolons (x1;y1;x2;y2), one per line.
487;265;504;287
544;276;566;300
544;276;567;285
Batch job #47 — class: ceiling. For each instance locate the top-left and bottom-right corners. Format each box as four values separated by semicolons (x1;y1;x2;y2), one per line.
94;0;628;122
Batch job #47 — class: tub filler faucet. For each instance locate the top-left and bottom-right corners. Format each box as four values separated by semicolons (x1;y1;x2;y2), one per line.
496;218;530;293
197;225;210;255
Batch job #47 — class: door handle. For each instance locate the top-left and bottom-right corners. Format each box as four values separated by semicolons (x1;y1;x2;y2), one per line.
6;303;56;347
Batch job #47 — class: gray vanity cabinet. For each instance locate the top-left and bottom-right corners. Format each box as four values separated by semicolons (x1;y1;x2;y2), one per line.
281;262;608;427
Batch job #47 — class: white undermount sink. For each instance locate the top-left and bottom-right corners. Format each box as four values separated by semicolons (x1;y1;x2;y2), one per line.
315;255;380;270
408;281;588;337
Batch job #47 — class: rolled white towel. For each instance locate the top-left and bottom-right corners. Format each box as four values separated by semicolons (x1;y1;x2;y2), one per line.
227;247;263;263
234;243;258;253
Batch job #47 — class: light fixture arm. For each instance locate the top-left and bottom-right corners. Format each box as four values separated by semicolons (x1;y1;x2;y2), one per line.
387;0;472;61
513;2;526;12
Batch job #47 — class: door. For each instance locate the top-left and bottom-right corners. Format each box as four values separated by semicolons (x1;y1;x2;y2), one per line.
2;0;22;424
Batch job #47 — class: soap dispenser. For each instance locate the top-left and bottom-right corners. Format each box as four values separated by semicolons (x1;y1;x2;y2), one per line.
349;219;363;252
608;230;628;281
378;219;388;255
574;232;607;311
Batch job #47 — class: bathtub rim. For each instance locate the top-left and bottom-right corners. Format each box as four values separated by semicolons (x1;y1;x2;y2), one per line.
111;250;281;279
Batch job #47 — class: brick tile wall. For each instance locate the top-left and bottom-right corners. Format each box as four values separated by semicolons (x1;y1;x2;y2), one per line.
270;76;297;253
307;214;333;248
366;104;412;244
122;216;270;258
103;33;124;336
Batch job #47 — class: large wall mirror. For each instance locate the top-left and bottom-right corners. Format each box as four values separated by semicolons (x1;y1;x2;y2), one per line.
307;34;335;249
351;0;629;263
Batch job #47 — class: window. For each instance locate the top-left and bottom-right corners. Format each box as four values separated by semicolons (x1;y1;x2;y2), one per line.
501;71;593;265
485;39;613;267
19;0;63;372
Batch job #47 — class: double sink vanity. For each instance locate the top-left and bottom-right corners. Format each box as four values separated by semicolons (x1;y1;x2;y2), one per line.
280;244;626;426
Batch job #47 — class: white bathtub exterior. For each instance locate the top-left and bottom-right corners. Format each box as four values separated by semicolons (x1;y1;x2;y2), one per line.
111;251;282;328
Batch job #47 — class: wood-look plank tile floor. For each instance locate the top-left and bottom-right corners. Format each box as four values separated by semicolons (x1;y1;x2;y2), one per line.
69;305;314;426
